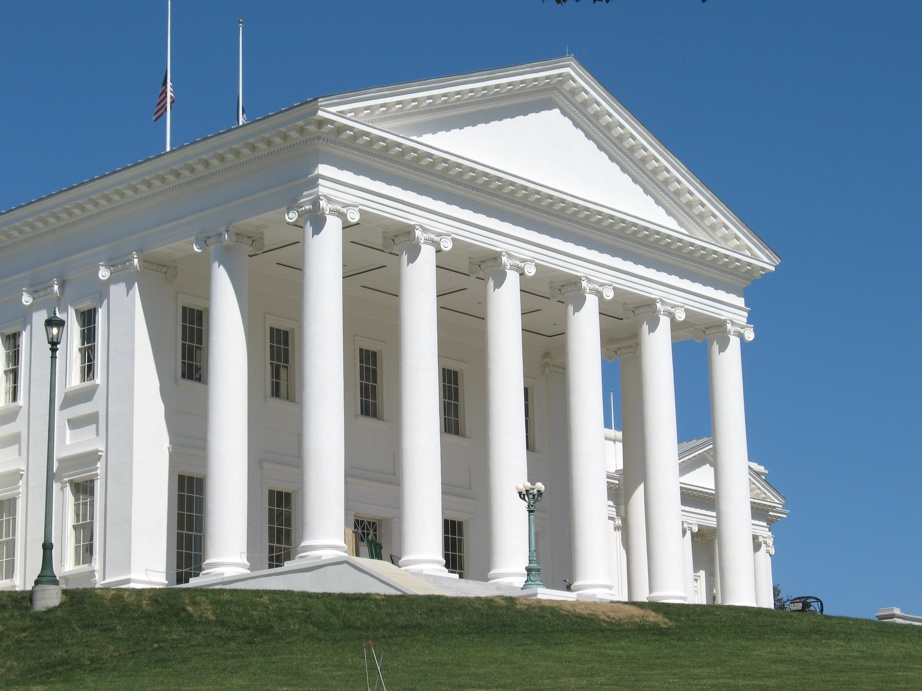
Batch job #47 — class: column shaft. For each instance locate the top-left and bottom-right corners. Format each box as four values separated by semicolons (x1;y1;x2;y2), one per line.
637;307;686;603
562;283;613;594
479;257;530;585
619;348;649;601
709;330;757;606
392;229;448;574
201;238;250;576
298;209;347;558
753;536;775;608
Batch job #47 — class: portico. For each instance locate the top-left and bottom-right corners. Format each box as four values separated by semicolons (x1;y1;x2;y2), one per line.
0;58;784;605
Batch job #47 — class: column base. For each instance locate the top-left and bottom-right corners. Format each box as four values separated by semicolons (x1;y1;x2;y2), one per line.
569;579;615;595
647;590;688;604
398;555;448;575
199;557;250;578
31;584;63;612
487;568;526;587
296;540;347;561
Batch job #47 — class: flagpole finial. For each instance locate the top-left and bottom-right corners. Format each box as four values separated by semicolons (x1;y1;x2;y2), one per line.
239;18;243;25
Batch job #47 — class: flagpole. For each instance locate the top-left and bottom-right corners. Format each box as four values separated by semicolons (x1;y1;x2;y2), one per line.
166;0;172;152
238;19;244;126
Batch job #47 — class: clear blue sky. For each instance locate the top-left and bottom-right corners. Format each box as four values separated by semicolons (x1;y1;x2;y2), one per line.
3;1;920;620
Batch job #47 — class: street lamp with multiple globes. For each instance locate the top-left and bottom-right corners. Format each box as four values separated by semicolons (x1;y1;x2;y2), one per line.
516;481;546;590
31;309;65;612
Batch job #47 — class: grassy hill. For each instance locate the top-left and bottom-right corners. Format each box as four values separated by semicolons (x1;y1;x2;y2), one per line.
1;589;920;689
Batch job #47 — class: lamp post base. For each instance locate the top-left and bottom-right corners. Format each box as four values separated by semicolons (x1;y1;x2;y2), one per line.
30;584;62;612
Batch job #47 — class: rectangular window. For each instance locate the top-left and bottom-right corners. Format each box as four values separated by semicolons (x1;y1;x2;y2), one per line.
2;331;21;405
0;498;16;581
176;474;204;584
267;489;292;568
268;326;292;401
441;367;463;436
181;306;206;383
71;480;95;567
443;518;465;577
524;386;534;452
358;347;380;419
76;307;97;384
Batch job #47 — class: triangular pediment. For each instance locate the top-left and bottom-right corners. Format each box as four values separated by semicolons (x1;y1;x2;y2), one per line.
385;98;686;234
322;58;779;266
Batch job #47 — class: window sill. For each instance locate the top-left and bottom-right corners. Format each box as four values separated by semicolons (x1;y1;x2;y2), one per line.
62;381;99;397
265;395;299;408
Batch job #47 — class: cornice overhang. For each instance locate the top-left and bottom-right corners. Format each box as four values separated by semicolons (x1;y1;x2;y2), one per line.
0;58;778;287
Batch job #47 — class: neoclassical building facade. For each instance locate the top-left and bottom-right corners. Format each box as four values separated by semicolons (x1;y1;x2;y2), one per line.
0;59;785;605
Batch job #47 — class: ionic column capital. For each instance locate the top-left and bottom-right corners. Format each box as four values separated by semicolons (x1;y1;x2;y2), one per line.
99;252;178;281
542;354;566;376
284;195;361;224
754;534;775;555
22;278;62;306
469;251;536;278
382;225;453;253
683;521;699;535
698;319;755;343
604;340;638;361
627;298;686;322
193;229;264;254
549;276;614;301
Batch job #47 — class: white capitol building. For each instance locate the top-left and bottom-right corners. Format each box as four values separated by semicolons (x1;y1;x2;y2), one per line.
0;58;786;606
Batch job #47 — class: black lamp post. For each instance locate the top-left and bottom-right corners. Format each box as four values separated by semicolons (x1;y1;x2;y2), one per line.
31;309;65;611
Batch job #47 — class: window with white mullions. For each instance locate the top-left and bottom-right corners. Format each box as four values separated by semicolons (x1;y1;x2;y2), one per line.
71;480;95;567
267;489;292;568
2;331;21;405
269;326;292;401
443;518;464;577
176;474;204;584
0;498;16;581
76;307;97;383
180;306;206;383
358;347;380;418
441;367;463;435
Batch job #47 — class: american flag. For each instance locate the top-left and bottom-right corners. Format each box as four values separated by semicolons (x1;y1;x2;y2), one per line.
153;71;174;122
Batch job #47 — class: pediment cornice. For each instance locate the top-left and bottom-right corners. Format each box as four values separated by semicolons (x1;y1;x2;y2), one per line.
0;59;778;285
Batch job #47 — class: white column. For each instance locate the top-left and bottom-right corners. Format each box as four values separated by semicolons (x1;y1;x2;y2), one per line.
609;342;649;602
682;521;699;603
287;197;359;559
753;534;775;608
706;320;757;606
632;299;687;603
471;252;535;585
384;226;452;574
194;229;262;577
552;277;614;595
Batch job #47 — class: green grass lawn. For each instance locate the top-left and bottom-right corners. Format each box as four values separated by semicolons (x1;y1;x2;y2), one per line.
1;589;920;689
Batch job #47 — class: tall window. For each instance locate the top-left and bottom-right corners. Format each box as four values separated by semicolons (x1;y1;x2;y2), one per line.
268;326;292;401
267;489;292;568
176;475;204;584
0;498;15;581
358;347;380;418
76;307;97;384
2;331;21;405
441;367;463;436
180;306;206;383
71;480;95;567
443;519;465;577
524;386;534;452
